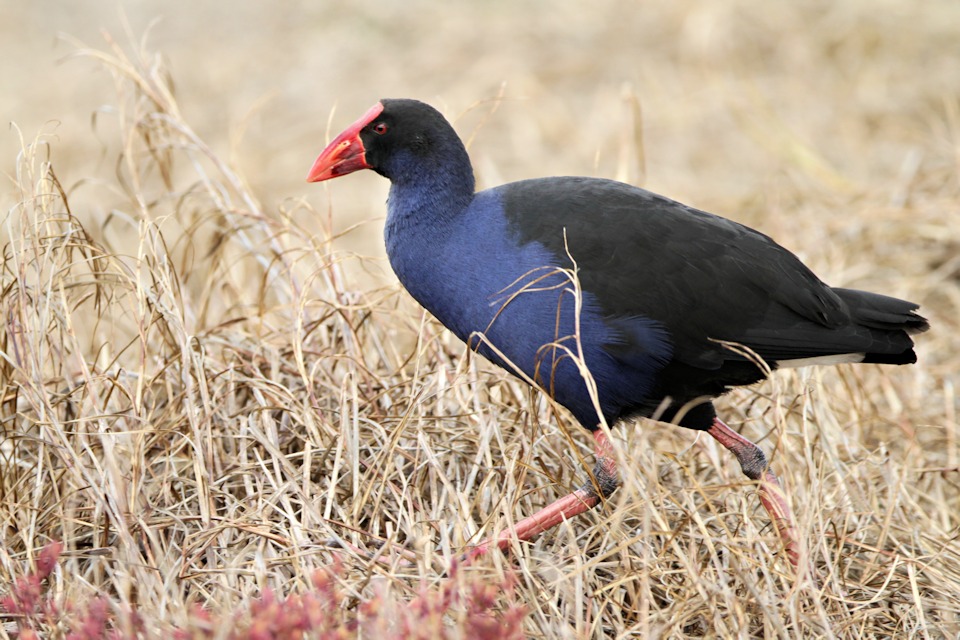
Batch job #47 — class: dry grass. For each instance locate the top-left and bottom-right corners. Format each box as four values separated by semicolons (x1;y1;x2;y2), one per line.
2;4;959;638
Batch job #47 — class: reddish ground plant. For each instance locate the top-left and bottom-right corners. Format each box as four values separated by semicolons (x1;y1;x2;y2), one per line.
2;543;526;639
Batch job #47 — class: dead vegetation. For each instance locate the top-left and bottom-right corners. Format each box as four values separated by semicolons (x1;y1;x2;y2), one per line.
2;4;959;638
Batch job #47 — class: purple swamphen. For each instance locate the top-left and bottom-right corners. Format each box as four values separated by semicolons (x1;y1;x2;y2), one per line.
307;99;928;567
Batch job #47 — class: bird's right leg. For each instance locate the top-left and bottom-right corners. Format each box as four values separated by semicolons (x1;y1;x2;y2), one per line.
470;428;620;556
330;430;619;567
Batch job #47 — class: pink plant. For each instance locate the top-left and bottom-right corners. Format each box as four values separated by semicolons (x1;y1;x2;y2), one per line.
1;541;63;621
1;541;527;638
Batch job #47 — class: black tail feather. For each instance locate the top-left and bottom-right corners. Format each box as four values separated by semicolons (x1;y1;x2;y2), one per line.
833;287;929;364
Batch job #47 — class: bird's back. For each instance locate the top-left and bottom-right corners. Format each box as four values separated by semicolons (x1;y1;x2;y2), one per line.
496;176;926;368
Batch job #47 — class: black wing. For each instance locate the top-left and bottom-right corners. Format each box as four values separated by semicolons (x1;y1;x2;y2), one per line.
501;177;926;372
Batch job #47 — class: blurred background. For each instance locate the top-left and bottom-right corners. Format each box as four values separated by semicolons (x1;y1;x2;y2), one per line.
5;0;958;287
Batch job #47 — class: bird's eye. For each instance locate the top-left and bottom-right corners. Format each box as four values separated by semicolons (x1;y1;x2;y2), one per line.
372;122;388;135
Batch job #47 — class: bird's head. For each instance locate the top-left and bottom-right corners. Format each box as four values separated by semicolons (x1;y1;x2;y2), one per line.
307;99;466;184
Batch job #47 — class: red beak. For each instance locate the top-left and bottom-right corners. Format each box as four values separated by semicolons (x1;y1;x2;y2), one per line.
306;102;385;182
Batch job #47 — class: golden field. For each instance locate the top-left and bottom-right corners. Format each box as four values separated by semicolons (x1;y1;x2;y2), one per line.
2;1;959;637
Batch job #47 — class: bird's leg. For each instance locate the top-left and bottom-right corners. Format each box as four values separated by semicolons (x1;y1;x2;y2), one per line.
706;417;801;568
471;429;619;556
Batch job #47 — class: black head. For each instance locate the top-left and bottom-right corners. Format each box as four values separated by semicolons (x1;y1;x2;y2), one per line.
307;98;468;184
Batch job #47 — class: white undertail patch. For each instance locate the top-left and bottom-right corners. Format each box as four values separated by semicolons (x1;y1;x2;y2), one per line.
777;353;866;368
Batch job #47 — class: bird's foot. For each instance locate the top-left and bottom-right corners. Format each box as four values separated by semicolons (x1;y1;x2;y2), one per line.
707;418;816;578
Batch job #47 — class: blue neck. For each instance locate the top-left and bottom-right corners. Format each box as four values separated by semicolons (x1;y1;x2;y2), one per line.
383;147;476;234
382;144;476;292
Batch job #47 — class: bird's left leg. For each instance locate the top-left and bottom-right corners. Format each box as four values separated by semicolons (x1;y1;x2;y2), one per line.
471;428;619;555
706;417;801;568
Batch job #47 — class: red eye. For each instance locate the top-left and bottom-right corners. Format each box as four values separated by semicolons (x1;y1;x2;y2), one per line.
372;122;388;135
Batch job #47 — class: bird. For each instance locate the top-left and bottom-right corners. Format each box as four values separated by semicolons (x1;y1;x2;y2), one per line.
307;98;928;568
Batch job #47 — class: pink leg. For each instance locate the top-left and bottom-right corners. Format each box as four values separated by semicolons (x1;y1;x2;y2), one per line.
706;417;801;568
471;430;619;555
